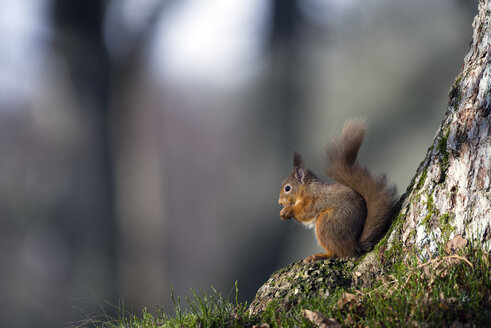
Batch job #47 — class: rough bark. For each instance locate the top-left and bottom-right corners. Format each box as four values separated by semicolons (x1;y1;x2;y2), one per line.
388;0;491;256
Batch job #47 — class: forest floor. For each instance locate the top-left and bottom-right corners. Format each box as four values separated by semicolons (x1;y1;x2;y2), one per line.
82;239;490;328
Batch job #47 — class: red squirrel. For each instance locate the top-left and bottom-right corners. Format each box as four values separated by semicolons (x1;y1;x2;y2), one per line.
278;120;398;263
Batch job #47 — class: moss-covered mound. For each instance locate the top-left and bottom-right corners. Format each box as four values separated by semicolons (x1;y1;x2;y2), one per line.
248;258;354;316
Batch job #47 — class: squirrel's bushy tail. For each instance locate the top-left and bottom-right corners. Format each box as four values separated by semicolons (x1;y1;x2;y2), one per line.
325;119;398;251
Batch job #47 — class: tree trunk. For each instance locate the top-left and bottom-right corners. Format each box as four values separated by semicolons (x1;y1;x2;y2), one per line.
388;0;491;255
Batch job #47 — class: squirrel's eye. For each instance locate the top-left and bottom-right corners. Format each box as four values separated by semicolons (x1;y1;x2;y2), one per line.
284;185;291;192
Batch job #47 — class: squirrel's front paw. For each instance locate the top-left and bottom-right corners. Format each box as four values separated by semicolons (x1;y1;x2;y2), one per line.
280;207;292;220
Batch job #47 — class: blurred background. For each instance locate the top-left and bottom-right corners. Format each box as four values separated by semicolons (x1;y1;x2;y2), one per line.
0;0;477;326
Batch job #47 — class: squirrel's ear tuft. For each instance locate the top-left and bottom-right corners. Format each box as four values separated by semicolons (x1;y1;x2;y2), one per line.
293;151;306;183
293;151;305;169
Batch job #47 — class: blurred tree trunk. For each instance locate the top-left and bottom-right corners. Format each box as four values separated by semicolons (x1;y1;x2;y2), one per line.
269;0;304;152
110;61;168;310
52;0;169;310
107;3;169;310
388;0;491;255
51;0;117;302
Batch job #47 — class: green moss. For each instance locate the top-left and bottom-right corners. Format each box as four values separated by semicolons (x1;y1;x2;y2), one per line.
411;189;422;205
393;212;406;233
373;236;387;254
439;213;455;241
454;73;463;85
437;129;450;183
421;194;435;233
416;168;428;190
437;130;450;165
385;238;404;264
406;145;433;196
408;228;416;240
374;211;406;256
449;82;462;108
371;213;408;274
